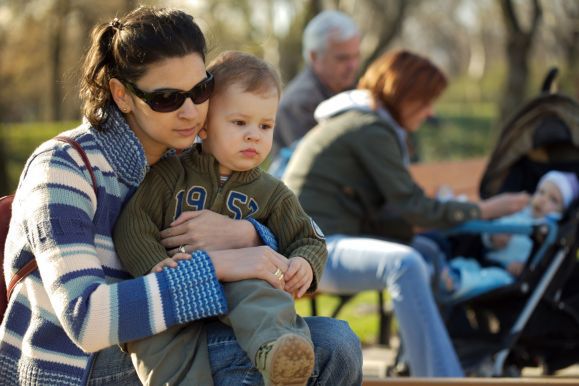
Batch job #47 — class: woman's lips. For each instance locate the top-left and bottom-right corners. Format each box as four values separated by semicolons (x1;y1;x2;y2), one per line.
175;127;198;137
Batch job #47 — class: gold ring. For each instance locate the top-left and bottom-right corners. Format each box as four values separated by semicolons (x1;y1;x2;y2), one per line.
178;245;186;254
274;268;284;281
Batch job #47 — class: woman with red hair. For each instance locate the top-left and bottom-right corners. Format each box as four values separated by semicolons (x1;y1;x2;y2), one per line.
285;50;528;377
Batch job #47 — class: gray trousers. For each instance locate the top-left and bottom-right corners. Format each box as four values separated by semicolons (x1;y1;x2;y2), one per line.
127;279;311;386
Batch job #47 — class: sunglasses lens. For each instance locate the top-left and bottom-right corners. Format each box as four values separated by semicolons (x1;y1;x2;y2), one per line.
148;92;186;113
191;75;214;104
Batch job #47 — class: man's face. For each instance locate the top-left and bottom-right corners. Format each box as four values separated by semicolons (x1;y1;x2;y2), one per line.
311;33;361;93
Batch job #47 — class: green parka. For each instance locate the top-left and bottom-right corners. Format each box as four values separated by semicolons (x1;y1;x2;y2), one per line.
284;109;481;243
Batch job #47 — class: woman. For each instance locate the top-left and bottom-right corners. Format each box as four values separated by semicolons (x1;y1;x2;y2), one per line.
284;50;529;377
0;7;362;385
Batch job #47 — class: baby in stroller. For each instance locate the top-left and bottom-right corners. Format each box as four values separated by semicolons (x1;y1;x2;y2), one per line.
440;170;579;302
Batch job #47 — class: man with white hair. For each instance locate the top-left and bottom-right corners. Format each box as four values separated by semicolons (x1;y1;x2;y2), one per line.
272;10;361;156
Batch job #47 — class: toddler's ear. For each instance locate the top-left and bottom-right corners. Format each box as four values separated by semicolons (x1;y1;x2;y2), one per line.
199;126;208;140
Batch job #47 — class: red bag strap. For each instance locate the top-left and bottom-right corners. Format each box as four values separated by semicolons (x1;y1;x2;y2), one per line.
5;136;96;301
54;136;97;195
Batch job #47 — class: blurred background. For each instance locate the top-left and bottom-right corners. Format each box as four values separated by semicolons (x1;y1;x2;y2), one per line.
0;0;578;196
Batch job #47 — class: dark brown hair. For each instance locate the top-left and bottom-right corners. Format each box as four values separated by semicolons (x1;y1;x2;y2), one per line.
80;6;207;129
357;50;448;123
207;51;281;99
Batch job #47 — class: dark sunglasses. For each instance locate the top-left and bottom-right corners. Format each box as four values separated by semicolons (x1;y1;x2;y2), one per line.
124;72;214;113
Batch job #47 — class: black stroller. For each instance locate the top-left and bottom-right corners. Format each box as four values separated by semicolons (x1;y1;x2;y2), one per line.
441;70;579;377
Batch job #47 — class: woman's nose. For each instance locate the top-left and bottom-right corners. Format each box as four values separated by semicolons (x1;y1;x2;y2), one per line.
179;98;202;120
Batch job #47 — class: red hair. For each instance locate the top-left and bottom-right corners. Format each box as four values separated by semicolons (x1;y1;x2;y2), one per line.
357;50;448;123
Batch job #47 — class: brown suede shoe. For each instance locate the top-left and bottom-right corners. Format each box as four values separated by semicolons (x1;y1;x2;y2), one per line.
255;333;315;386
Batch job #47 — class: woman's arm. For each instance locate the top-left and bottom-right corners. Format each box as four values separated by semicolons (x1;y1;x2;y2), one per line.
477;192;530;220
160;209;277;253
12;149;227;352
209;246;289;289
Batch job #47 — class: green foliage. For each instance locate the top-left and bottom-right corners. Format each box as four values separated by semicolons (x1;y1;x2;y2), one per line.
0;121;77;192
0;102;499;192
415;102;497;162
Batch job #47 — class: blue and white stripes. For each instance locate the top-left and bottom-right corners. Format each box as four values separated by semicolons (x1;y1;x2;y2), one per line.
0;109;234;385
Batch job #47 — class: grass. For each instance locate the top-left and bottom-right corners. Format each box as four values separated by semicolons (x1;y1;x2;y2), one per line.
295;292;393;345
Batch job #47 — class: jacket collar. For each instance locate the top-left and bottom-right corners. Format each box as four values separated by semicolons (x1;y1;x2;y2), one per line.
315;90;410;165
185;144;263;185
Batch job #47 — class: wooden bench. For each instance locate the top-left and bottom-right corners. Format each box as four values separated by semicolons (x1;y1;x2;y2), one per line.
362;378;578;385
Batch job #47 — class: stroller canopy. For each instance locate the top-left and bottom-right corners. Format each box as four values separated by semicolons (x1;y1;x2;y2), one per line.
480;93;579;199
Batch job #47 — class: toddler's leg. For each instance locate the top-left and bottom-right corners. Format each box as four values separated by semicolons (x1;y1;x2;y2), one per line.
126;322;213;385
206;316;363;386
220;279;314;385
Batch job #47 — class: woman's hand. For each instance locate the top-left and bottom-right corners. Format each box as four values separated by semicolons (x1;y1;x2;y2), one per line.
283;257;313;298
209;246;290;290
479;192;530;219
160;210;260;254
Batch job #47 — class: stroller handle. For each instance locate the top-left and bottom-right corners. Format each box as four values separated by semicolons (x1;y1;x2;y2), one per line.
444;218;559;270
444;218;556;237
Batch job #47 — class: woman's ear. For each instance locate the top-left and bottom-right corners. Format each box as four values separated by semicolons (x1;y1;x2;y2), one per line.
109;78;132;114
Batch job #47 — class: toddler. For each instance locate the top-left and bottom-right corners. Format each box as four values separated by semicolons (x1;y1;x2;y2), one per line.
114;51;327;386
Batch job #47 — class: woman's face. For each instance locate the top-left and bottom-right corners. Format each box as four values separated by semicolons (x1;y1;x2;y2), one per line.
398;99;434;132
122;53;209;164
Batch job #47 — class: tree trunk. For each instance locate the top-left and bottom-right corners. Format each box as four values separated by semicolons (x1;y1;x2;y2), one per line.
278;0;323;83
498;0;542;125
360;0;408;75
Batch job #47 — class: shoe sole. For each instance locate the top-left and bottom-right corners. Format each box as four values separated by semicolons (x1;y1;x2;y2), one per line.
266;334;314;386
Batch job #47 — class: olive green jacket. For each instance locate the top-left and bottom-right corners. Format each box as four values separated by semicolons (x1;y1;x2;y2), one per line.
115;145;327;291
284;109;480;243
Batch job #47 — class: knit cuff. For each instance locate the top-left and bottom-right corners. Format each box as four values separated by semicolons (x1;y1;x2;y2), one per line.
158;251;227;325
247;217;278;251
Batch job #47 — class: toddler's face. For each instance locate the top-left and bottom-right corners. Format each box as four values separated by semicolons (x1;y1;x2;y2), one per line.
531;181;564;218
202;83;278;176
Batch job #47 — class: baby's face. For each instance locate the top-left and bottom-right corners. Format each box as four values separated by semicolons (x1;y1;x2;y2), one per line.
531;181;564;218
202;83;278;176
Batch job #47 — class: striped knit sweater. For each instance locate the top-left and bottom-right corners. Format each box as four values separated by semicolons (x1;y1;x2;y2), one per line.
0;108;276;385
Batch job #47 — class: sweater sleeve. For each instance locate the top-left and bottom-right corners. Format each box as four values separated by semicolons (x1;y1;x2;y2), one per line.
246;217;279;250
355;125;481;228
266;181;327;292
14;149;226;352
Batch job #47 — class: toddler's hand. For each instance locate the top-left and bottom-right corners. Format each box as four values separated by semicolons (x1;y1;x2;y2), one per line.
150;253;191;273
283;256;313;298
507;261;524;277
